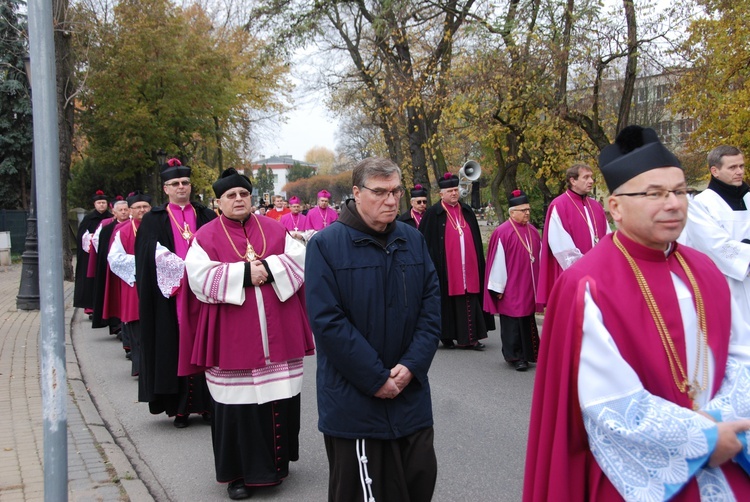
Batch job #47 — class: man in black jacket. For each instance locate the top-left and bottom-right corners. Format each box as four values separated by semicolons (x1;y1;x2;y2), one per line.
306;157;441;502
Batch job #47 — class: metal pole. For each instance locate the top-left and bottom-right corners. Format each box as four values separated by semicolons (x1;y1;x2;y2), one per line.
28;0;68;499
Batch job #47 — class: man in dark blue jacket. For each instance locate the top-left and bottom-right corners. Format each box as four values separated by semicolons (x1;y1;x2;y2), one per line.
305;157;441;502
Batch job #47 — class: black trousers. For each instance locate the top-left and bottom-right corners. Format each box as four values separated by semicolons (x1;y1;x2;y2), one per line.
324;427;437;502
499;314;539;363
122;321;141;376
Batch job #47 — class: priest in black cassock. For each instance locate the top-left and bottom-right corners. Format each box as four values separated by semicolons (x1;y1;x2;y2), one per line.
74;190;112;314
135;158;216;428
420;173;495;350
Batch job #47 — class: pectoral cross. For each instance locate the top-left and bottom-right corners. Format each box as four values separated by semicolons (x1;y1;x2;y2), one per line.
246;243;256;261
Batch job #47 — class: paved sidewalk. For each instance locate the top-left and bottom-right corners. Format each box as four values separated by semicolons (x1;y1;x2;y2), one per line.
0;264;150;501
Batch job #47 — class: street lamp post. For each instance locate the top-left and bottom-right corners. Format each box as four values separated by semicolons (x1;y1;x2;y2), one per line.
16;55;40;311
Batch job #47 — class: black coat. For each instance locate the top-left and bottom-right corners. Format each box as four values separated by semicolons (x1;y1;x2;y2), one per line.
135;202;216;404
74;209;112;308
91;219;118;329
418;201;495;332
397;209;418;228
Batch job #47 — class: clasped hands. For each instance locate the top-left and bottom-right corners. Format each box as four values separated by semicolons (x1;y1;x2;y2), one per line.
374;364;412;400
250;260;268;286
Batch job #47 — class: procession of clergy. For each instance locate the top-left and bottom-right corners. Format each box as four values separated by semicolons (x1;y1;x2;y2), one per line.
72;125;750;501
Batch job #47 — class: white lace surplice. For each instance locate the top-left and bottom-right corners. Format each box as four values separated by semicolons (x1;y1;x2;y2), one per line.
578;273;750;501
154;242;185;298
107;231;136;286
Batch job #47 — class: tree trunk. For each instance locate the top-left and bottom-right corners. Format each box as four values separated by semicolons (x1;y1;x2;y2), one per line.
616;0;638;134
54;0;74;281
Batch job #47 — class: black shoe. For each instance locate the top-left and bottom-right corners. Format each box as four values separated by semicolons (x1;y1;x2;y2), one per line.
462;342;485;351
441;340;455;349
227;479;252;500
125;350;131;360
202;412;213;424
173;415;189;429
514;360;529;372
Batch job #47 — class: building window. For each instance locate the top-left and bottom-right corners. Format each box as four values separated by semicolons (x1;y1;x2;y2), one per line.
637;87;648;103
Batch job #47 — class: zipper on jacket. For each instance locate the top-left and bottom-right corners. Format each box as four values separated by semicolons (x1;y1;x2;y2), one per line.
401;264;408;308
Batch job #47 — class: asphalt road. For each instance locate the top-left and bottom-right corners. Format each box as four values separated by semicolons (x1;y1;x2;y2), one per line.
72;313;536;501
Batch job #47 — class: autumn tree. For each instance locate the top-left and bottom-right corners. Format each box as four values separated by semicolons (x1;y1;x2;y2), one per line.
304;146;335;174
671;0;750;154
74;0;288;201
283;171;352;205
250;0;477;192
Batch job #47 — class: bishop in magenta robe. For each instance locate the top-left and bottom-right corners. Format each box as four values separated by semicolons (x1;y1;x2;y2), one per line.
184;168;314;499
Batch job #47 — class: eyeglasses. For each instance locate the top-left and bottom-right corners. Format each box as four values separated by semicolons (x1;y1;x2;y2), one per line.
165;180;191;188
130;204;151;211
414;200;427;205
361;185;405;200
511;208;531;213
223;191;251;200
614;188;691;201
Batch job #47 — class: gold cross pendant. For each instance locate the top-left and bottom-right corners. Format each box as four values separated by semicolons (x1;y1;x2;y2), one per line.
246;243;256;262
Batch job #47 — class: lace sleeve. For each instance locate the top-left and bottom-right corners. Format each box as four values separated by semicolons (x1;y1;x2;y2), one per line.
578;284;727;501
155;243;184;298
107;232;136;286
82;230;92;254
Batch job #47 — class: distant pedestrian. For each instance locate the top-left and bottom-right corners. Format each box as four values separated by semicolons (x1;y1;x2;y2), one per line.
397;184;428;228
74;190;112;314
484;190;541;371
305;189;338;231
420;172;495;350
537;163;609;308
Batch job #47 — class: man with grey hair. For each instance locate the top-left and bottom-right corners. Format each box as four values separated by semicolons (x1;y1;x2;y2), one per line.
305;157;441;502
684;145;750;326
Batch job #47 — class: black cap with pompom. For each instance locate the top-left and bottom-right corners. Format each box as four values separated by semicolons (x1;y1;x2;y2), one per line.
599;125;682;192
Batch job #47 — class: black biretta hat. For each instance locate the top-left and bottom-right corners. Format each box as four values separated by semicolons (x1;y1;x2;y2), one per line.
410;184;428;198
92;190;108;202
508;189;529;207
160;158;191;183
438;173;459;189
599;126;682;192
213;168;253;198
126;191;152;206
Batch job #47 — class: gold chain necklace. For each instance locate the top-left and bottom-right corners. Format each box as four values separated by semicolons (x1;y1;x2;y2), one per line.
219;214;267;261
131;219;138;237
613;233;709;410
441;202;466;236
318;206;329;227
509;219;535;263
166;204;197;240
565;191;600;243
